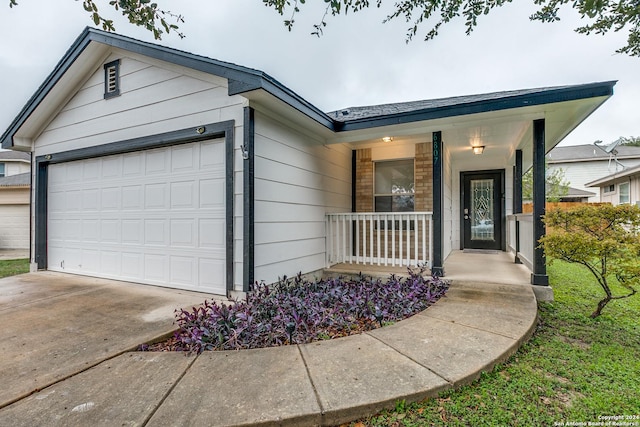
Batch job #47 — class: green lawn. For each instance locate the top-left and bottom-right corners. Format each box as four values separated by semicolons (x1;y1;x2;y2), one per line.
348;261;640;426
0;258;30;279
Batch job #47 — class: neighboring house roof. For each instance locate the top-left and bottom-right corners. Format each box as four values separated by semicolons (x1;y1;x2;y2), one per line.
0;27;617;149
547;144;640;163
586;163;640;187
565;186;596;198
0;172;30;187
0;151;30;161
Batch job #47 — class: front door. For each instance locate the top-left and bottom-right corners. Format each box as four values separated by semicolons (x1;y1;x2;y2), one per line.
461;170;504;250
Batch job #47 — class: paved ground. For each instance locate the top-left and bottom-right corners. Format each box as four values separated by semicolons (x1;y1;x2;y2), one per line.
0;263;539;427
0;271;217;410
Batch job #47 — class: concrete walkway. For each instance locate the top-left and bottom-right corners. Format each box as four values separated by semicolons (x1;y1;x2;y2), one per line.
0;275;538;426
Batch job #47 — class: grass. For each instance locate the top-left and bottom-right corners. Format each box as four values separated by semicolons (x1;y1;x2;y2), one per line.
0;258;29;279
347;261;640;426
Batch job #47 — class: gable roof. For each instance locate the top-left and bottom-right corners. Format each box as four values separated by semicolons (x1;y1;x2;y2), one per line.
587;163;640;187
565;186;596;198
1;27;617;150
0;172;29;187
548;144;640;163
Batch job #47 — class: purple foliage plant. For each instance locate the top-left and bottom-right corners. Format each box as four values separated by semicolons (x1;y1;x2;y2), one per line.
172;266;448;353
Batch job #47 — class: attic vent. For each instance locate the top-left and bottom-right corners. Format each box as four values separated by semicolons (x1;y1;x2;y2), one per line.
103;59;120;99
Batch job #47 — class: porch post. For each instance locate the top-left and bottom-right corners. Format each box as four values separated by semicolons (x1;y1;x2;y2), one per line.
513;149;523;214
532;119;549;286
513;149;523;264
431;131;445;276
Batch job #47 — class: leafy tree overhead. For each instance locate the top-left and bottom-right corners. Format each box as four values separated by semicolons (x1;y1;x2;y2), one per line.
8;0;184;40
541;204;640;318
267;0;640;55
7;0;640;56
621;136;640;146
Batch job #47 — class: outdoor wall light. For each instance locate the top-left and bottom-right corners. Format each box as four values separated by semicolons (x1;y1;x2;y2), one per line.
472;145;485;155
382;136;394;143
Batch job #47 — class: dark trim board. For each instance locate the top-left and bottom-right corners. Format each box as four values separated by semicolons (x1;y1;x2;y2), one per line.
243;107;255;293
431;131;444;277
34;121;236;295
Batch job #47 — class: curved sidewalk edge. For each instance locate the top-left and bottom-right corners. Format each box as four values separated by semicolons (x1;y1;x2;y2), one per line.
0;280;538;427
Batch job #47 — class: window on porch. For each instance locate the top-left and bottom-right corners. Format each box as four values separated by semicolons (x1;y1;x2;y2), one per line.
374;159;415;212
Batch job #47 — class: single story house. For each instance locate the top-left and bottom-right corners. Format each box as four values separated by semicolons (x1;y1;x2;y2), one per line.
547;144;640;202
0;28;615;296
587;163;640;206
559;186;596;203
0;151;31;249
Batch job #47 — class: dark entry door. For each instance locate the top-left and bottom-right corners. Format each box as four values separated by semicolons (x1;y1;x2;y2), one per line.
462;171;504;250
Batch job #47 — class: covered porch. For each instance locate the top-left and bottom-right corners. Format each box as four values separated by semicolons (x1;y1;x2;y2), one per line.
321;82;616;296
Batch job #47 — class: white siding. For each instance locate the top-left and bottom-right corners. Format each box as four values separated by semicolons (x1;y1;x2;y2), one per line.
5;161;30;176
0;205;29;249
548;159;640;202
598;176;640;206
34;50;246;156
253;112;351;284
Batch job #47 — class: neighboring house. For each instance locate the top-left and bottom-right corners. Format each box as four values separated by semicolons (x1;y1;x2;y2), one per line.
547;144;640;202
587;164;640;206
0;28;615;296
559;186;596;203
0;151;30;249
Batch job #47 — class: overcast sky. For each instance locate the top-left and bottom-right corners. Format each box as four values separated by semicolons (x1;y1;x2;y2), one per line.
1;0;638;147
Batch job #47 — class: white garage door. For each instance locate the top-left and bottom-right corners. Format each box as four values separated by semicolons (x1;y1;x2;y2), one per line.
47;139;227;294
0;204;29;249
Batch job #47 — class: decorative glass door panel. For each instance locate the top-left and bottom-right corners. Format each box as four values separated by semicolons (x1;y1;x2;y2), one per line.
470;179;494;241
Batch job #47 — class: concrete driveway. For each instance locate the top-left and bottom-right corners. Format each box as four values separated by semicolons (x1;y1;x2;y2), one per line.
0;271;216;409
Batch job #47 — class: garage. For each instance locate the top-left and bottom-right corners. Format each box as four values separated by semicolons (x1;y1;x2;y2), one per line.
0;204;29;249
47;139;227;294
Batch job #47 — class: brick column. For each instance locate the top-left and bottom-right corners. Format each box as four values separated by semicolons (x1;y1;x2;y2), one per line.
414;142;433;212
355;148;373;212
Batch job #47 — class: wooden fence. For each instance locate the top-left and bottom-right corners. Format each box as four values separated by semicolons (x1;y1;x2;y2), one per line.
522;202;610;213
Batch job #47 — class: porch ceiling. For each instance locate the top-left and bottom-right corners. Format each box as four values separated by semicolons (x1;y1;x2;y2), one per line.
326;95;610;171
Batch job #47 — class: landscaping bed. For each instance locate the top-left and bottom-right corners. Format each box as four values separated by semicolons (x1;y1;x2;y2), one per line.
141;267;448;353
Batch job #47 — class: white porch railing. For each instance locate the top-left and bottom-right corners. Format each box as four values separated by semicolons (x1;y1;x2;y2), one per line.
325;212;433;268
507;213;533;270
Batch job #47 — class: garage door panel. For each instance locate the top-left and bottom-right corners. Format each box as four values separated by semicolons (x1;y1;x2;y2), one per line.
101;187;120;210
144;183;168;209
101;156;122;178
200;179;224;208
171;181;196;209
101;220;119;243
122;185;143;209
121;252;142;278
170;256;196;285
170;219;195;247
82;219;99;242
122;219;143;244
48;139;226;294
145;149;169;175
172;144;197;172
123;153;144;177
